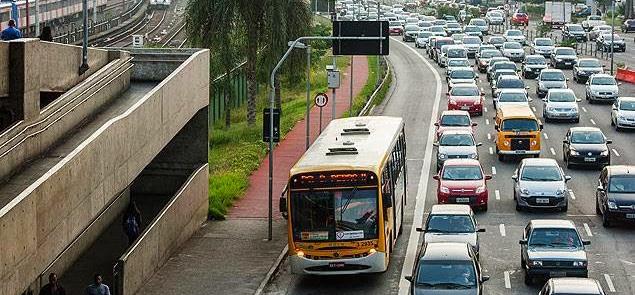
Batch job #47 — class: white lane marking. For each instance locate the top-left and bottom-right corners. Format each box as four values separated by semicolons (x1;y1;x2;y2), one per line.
590;119;596;125
582;106;588;112
543;132;549;139
568;189;576;200
583;223;593;237
485;119;490;125
487;133;491;140
612;149;620;157
550;147;556;155
532;106;537;112
504;271;511;289
489;147;493;154
484;106;488;113
495;190;501;200
492;166;497;175
396;38;443;295
604;274;616;292
499;224;506;237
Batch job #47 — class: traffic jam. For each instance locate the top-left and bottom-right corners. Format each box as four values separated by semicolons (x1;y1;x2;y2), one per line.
389;2;635;294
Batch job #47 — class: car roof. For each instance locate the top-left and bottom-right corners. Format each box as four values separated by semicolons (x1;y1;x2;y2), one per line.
499;88;527;94
441;110;470;116
498;75;522;81
421;242;472;261
541;69;564;74
618;96;635;102
555;46;576;50
569;126;602;133
529;219;576;229
550;278;603;293
521;157;559;166
440;129;475;136
443;158;481;166
533;37;551;41
526;54;545;59
430;204;473;215
547;88;574;94
590;73;614;78
607;165;635;176
452;67;474;72
578;58;599;62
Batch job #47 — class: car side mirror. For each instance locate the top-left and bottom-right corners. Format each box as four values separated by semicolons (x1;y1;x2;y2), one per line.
476;142;483;147
481;91;485;96
416;227;425;232
528;98;533;102
519;239;527;245
606;139;612;144
583;240;591;246
612;105;618;110
512;175;518;181
481;275;490;282
540;123;544;130
472;122;478;126
566;78;570;81
405;275;413;282
477;228;486;232
618;82;623;86
563;139;569;144
525;86;530;89
542;98;547;102
446;91;450;95
485;175;493;180
433;142;439;147
565;175;572;182
576;98;582;102
434;122;439;126
597;185;605;192
433;175;440;180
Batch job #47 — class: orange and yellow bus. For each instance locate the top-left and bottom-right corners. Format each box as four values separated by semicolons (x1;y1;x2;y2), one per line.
280;116;407;275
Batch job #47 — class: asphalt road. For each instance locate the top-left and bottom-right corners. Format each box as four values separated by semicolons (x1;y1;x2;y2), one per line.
264;30;635;294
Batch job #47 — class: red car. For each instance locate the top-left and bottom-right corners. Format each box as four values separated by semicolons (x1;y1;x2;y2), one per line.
433;159;492;211
512;12;529;26
447;85;484;116
389;21;403;35
434;110;477;140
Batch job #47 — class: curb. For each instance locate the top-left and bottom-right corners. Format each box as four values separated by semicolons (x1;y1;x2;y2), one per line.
254;245;288;295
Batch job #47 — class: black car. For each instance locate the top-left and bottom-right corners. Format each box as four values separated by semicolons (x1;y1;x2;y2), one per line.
596;165;635;227
622;19;635;33
562;24;588;42
563;127;611;169
476;49;503;73
522;55;548;79
520;220;590;285
403;25;421;42
573;58;604;83
539;278;606;295
406;242;489;294
550;47;578;69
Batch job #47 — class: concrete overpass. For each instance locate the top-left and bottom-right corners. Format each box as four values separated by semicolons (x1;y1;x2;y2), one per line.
0;39;210;295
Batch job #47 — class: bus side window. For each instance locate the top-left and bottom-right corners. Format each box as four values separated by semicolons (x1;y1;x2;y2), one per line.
382;162;394;208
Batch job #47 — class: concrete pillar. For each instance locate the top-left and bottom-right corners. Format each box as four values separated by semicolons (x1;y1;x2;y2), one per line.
8;38;41;122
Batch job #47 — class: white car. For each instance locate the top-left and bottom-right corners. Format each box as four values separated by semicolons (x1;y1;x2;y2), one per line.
495;89;531;110
502;41;525;62
503;29;526;45
446;58;472;76
415;31;434;48
611;97;635;130
585;74;620;103
461;36;482;58
530;38;555;57
486;11;504;25
542;89;581;122
447;67;478;89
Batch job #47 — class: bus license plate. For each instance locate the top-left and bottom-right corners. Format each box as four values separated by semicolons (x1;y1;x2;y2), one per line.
329;262;345;268
515;150;525;154
536;198;550;204
584;157;595;162
626;214;635;219
456;197;470;203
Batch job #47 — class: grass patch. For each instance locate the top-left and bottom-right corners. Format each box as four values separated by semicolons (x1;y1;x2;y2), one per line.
347;56;379;117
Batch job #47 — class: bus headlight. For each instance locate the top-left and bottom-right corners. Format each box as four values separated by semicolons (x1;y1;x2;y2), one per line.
531;140;537;146
504;140;510;146
296;250;305;257
369;248;377;254
440;186;450;193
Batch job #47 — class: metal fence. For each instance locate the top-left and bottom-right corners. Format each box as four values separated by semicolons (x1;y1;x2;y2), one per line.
209;61;248;124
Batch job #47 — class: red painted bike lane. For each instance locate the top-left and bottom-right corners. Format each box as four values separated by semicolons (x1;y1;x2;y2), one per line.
229;56;370;219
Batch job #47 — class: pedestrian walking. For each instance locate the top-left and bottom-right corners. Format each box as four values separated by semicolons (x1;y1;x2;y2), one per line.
39;273;66;295
85;274;110;295
39;26;53;42
122;200;141;246
1;19;22;41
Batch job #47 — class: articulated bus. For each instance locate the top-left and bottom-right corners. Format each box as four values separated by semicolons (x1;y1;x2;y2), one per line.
280;116;407;275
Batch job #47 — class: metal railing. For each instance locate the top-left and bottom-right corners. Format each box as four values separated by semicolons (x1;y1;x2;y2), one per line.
359;57;390;116
209;61;248;124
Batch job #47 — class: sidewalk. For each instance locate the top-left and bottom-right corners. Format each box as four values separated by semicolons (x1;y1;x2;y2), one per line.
136;56;370;295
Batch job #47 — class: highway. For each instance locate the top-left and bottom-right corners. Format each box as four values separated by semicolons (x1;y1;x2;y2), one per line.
264;26;635;294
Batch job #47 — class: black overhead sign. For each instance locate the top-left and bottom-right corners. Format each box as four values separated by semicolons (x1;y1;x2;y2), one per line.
332;21;390;56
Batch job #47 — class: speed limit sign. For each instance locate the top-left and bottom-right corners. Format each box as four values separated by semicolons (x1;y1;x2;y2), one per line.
315;93;328;107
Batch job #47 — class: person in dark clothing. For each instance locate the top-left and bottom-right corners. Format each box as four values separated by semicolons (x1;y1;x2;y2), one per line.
1;19;22;41
86;274;110;295
122;200;142;246
39;26;53;42
39;273;66;295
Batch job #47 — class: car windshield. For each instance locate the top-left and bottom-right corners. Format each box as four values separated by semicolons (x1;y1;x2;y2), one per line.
571;131;605;144
449;59;471;67
529;228;582;248
440;134;475;146
504;43;522;49
448;49;467;58
482;50;502;58
589;15;602;20
447;23;460;28
442;166;483;180
501;119;539;131
526;57;546;64
578;60;601;67
496;63;517;71
451;86;479;96
498;79;524;88
441;115;471;126
489;12;502;18
609;176;635;193
569;25;584;32
592;77;616;85
405;25;419;31
419;32;433;38
619;101;635;111
463;37;481;44
431;26;446;32
471;19;486;26
549;91;576;102
507;30;523;36
490;37;504;43
426;215;475;233
521;165;562;181
451;70;475;79
465;26;479;32
499;92;527;102
495;71;516;80
541;72;565;81
416;261;477;289
389;21;401;26
535;39;553;46
555;48;576;56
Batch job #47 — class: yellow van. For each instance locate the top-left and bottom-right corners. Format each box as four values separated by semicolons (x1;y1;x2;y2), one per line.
494;105;542;161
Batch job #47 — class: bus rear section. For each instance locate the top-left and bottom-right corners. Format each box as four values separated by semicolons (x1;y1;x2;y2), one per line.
495;105;542;161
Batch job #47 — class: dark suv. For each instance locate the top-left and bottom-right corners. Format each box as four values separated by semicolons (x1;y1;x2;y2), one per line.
596;165;635;227
563;24;588;42
520;220;590;285
406;242;489;294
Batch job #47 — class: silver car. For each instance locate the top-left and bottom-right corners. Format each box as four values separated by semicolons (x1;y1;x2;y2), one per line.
585;74;620;103
530;38;555;57
503;29;527;45
513;158;571;211
446;58;472;76
502;41;525;62
542;89;581;123
536;69;568;98
611;97;635;130
418;204;485;257
434;130;481;170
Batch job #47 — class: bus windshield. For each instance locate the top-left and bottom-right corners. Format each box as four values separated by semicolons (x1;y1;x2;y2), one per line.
291;189;379;242
501;119;539;131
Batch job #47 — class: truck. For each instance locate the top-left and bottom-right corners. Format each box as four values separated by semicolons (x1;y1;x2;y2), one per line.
581;15;606;31
543;1;572;28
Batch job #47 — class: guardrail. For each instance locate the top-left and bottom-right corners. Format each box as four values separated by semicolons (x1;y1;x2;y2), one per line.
359;57;391;116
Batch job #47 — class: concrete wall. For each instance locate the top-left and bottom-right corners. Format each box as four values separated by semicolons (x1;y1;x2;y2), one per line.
39;41;111;92
117;164;209;295
0;42;8;97
0;49;209;295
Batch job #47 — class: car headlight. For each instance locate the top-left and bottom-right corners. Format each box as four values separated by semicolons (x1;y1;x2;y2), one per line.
570;149;580;156
578;70;586;75
438;153;447;159
556;189;566;196
556;58;563;62
547;107;556;112
468;153;478;159
573;261;587;267
601;150;609;156
529;260;543;267
521;188;530;195
449;99;457;104
607;200;618;210
475;186;486;194
474;100;481;105
440;186;450;193
538;83;546;90
617;115;627;121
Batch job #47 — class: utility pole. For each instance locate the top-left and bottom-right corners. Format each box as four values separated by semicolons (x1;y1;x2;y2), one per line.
25;0;29;36
610;0;615;75
35;0;39;36
93;0;97;26
80;0;90;75
305;45;312;150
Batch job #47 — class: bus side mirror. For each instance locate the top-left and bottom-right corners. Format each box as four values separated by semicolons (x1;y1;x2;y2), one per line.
494;125;499;131
540;123;544;130
383;194;393;208
279;185;288;219
405;275;413;282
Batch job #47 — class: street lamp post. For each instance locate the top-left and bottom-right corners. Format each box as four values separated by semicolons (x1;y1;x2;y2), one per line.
288;41;313;150
610;0;615;75
79;0;90;75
